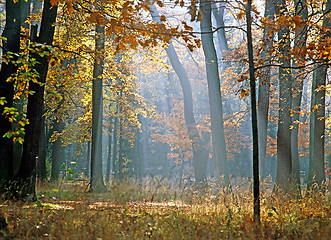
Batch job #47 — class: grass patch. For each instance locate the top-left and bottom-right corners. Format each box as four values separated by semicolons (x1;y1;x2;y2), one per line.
0;178;330;239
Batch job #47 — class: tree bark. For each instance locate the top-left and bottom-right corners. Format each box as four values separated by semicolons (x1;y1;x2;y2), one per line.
105;121;113;183
257;0;274;178
0;0;21;184
90;24;107;192
274;0;293;191
246;0;260;226
307;0;331;190
291;0;308;196
87;141;91;178
112;117;119;178
118;116;123;180
51;120;64;181
200;0;228;185
308;65;328;189
17;0;57;200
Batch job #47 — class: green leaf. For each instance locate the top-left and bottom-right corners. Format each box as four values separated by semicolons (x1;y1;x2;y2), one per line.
66;177;74;181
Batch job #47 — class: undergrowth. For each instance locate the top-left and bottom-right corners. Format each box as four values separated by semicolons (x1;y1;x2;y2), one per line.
0;177;330;239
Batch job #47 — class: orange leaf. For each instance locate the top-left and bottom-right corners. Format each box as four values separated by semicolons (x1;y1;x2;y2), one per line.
160;15;166;22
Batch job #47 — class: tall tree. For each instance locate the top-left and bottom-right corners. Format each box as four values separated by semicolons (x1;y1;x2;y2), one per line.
200;0;229;184
291;0;308;195
112;117;119;179
0;0;21;183
245;0;260;226
308;0;331;188
274;0;293;190
51;120;65;181
90;24;107;192
18;0;58;200
105;120;113;183
149;4;209;183
257;0;274;178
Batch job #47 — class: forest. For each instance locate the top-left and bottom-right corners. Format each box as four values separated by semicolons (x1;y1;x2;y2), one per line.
0;0;330;239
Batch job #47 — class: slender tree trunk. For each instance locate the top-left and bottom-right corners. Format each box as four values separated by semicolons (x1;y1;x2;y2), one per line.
112;117;119;178
87;141;91;178
258;0;274;178
150;4;209;183
200;0;228;185
118;116;123;180
274;0;293;191
90;24;106;192
51;120;64;181
105;120;113;183
0;0;21;184
291;0;308;196
245;0;260;226
18;0;57;200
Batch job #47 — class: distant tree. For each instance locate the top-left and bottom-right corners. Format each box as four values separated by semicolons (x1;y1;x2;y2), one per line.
200;0;229;184
149;4;209;183
51;120;65;181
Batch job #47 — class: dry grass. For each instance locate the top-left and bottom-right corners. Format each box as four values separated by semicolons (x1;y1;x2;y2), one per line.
0;178;330;239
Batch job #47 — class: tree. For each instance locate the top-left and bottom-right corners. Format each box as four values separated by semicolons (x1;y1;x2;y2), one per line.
291;0;308;195
51;120;65;181
245;0;260;226
308;0;331;189
274;0;293;190
200;0;228;184
149;4;209;183
17;0;58;200
90;24;107;192
257;0;274;178
0;0;21;183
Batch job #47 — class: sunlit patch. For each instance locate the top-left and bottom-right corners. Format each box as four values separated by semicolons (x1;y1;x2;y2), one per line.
20;203;75;210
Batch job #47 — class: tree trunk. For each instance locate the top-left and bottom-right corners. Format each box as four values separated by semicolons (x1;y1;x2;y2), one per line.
18;0;57;200
112;117;119;179
200;0;228;185
274;0;293;191
105;120;113;183
308;66;327;189
0;0;21;184
87;141;91;178
307;0;331;191
12;0;31;177
90;24;107;192
51;120;64;181
212;0;228;63
118;116;123;180
291;0;308;196
246;0;260;226
257;0;274;178
150;4;209;183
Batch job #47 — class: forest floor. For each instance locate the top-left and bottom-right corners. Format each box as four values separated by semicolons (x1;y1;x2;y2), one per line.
0;178;330;239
